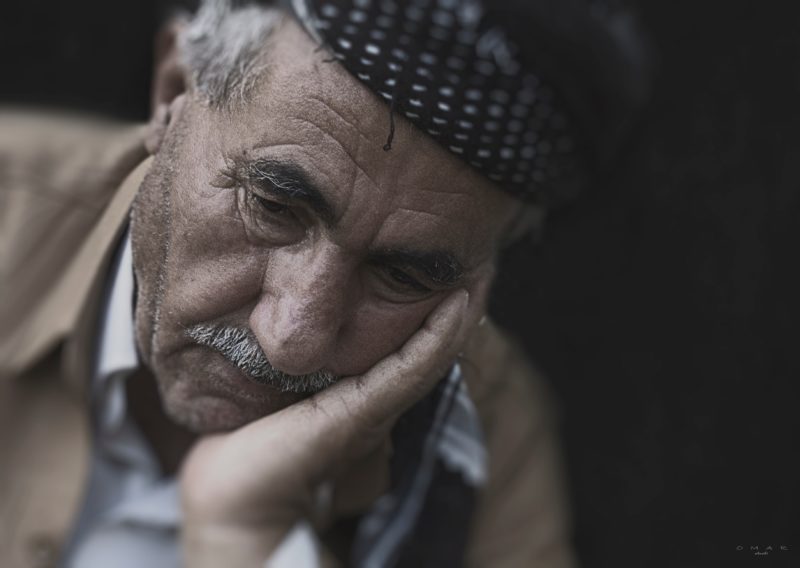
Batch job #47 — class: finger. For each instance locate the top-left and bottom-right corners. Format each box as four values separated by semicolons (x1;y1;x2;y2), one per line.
228;289;469;486
371;288;469;396
273;289;468;470
330;287;470;421
456;266;493;333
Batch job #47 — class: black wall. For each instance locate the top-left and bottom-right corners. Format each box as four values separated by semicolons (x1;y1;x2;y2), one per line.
1;1;156;119
3;2;798;566
493;3;800;566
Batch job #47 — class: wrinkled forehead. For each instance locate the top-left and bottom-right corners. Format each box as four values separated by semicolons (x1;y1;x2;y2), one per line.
251;16;421;170
291;0;582;199
191;17;520;261
223;17;516;215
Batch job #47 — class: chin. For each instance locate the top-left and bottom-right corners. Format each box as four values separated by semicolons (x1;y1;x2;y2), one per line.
159;378;307;434
155;348;308;432
162;388;306;433
163;394;261;433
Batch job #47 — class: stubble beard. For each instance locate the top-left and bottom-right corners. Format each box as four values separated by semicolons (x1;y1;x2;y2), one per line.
186;324;339;394
130;117;338;433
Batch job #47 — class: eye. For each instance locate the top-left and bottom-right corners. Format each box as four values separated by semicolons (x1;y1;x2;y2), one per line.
253;194;289;214
387;267;431;292
238;187;304;245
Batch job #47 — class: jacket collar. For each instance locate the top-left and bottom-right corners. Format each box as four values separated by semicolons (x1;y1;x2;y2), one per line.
1;157;152;398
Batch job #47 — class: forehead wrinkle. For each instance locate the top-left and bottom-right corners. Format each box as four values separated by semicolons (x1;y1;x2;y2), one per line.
262;19;487;198
248;24;514;252
393;206;451;223
269;50;479;203
243;120;390;250
381;205;486;267
236;140;346;220
388;210;479;264
285;113;382;195
241;157;337;225
417;184;479;197
238;141;339;194
298;93;440;192
290;94;389;190
288;105;488;250
404;175;482;215
304;93;378;148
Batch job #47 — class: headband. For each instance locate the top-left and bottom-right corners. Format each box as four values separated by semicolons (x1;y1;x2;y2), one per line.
289;0;587;204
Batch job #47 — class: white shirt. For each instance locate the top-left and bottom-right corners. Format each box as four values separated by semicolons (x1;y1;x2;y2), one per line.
64;230;318;567
64;230;182;567
64;228;485;567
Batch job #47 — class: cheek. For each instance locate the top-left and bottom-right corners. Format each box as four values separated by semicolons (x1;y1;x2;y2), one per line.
330;296;442;376
159;185;265;328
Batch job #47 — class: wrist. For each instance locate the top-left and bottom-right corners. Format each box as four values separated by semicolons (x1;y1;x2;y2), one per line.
182;518;293;568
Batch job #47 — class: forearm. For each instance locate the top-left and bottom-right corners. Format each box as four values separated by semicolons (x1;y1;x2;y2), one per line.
182;520;290;568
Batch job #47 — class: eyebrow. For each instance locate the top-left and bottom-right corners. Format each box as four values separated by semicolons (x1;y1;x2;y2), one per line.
241;158;465;285
242;158;336;225
371;248;465;286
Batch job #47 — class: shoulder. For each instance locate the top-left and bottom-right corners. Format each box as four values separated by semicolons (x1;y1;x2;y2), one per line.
462;320;558;442
0;110;147;374
462;321;577;568
0;109;146;209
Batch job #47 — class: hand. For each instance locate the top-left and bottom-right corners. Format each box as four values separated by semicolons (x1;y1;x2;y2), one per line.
180;289;472;567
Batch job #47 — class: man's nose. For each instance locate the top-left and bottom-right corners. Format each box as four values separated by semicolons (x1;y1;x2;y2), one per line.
249;244;354;376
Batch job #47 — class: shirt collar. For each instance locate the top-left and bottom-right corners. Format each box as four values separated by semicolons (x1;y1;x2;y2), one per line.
93;227;142;438
95;226;139;383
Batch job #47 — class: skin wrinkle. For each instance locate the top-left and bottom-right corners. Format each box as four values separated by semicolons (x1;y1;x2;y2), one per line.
186;324;338;393
394;206;456;225
143;146;177;361
285;114;382;197
237;144;343;219
155;212;266;367
259;92;483;231
277;111;483;259
299;94;484;207
132;16;524;433
311;106;482;205
239;155;465;285
243;159;337;226
414;185;477;197
244;142;377;254
226;192;262;261
303;92;392;185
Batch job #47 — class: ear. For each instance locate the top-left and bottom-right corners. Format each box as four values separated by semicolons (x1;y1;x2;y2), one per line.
145;18;190;155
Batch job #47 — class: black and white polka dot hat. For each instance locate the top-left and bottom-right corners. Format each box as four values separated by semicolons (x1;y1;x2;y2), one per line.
288;0;592;204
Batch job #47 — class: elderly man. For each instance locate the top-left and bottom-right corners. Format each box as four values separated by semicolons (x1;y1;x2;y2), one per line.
0;0;648;566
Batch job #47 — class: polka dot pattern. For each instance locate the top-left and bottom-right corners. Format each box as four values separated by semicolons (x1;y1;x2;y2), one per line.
291;0;582;202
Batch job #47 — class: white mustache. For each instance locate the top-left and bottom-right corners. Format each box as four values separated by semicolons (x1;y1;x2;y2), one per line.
186;324;338;394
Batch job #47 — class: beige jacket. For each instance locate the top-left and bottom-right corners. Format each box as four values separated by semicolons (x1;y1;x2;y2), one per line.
0;110;576;568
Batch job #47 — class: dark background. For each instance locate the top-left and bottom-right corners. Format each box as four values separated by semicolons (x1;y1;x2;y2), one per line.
2;1;798;567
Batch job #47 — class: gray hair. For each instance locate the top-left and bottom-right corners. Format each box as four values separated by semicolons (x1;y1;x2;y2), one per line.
186;323;339;393
178;0;284;106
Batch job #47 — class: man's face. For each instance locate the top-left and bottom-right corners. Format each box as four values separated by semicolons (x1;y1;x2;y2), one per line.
132;18;522;432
